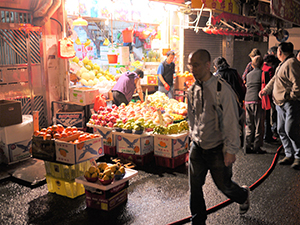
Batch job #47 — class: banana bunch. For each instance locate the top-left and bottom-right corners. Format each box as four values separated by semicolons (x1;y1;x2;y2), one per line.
131;60;143;68
75;37;81;45
170;113;184;121
84;39;91;47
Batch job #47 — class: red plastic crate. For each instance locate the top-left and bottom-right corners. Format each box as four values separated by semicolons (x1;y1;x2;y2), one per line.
117;151;154;166
104;145;117;156
155;152;189;169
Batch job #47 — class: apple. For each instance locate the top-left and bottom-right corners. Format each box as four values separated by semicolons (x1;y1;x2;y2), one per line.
96;120;101;125
106;108;112;112
100;121;107;126
107;122;114;128
91;114;97;119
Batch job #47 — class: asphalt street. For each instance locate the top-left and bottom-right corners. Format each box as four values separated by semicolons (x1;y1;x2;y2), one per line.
1;139;300;225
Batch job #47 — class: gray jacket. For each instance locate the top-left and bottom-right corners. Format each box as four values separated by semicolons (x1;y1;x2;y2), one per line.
187;75;240;155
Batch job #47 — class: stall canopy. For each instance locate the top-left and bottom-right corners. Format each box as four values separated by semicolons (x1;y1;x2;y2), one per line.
202;12;266;36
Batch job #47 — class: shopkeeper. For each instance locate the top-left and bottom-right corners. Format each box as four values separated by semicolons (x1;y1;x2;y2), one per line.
111;69;144;106
157;51;175;98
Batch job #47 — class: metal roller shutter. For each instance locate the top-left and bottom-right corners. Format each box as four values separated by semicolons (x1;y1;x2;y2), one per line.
183;16;223;72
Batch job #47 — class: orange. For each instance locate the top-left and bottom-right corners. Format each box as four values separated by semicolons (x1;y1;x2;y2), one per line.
53;133;62;139
44;134;52;140
33;130;40;136
52;125;58;132
71;126;78;132
65;126;72;133
61;132;68;138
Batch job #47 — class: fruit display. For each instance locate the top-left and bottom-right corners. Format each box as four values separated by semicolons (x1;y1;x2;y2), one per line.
87;91;189;135
71;56;116;88
33;124;101;143
84;162;126;184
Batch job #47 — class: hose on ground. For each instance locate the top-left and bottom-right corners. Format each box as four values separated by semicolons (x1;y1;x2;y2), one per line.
167;144;283;225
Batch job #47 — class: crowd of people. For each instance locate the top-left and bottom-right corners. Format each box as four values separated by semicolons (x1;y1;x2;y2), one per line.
186;43;300;224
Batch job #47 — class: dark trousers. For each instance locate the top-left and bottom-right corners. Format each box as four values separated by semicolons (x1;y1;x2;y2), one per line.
189;142;248;224
245;103;264;151
112;91;128;106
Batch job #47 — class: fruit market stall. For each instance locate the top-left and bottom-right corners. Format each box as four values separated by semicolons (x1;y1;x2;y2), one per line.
86;91;189;168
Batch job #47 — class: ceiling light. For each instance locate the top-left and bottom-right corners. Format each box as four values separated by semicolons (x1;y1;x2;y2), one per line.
73;15;88;26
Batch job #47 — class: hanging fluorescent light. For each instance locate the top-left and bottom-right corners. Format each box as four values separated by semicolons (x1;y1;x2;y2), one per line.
73;15;88;26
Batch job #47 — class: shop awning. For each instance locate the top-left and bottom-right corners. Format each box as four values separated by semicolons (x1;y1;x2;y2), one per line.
202;12;266;36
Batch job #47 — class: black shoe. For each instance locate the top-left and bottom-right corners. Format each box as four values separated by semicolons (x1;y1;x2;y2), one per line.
245;147;256;154
255;149;267;154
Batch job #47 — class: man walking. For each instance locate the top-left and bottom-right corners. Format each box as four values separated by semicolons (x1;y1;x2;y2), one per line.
187;49;249;224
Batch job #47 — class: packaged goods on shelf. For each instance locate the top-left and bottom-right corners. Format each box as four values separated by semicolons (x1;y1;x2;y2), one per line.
0;100;22;127
155;152;189;169
0;115;33;164
44;160;91;181
46;175;85;199
153;132;189;158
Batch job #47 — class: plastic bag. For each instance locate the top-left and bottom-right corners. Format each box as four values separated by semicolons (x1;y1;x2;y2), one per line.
94;94;107;112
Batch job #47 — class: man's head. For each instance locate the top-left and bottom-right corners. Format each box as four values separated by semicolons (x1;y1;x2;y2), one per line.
268;46;278;55
166;51;175;64
249;48;261;59
213;56;229;71
263;54;276;67
188;49;211;82
135;68;144;79
277;42;294;62
252;56;263;69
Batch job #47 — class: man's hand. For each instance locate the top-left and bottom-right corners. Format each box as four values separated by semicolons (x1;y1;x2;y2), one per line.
164;83;170;91
224;152;236;167
258;90;266;99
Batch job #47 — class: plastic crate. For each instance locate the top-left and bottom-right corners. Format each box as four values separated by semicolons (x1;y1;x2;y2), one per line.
155;152;189;169
44;160;91;181
116;151;154;166
104;145;117;156
85;188;128;211
46;175;85;199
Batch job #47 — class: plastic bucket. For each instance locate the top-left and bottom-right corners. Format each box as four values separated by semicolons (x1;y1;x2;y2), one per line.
107;54;118;64
122;29;133;43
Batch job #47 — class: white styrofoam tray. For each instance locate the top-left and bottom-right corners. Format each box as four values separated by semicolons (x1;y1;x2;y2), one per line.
75;167;138;191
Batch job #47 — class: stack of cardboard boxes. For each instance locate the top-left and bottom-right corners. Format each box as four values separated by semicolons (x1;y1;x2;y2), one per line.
0;100;33;164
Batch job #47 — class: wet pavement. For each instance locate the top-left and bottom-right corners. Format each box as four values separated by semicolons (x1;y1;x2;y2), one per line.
1;139;300;225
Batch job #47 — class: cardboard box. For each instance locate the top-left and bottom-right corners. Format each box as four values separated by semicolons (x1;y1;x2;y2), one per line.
32;136;56;162
55;136;104;164
55;110;84;128
116;151;154;166
147;75;158;85
84;181;129;200
153;132;189;158
174;76;195;90
115;132;153;155
69;87;99;105
155;152;189;168
0;100;22;127
85;188;128;211
0;115;33;164
93;126;115;146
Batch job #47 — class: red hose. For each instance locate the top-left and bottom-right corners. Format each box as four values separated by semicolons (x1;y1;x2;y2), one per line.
167;145;283;225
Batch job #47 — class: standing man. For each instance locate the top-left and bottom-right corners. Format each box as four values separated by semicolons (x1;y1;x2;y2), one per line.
259;42;300;170
187;49;249;225
157;50;175;98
